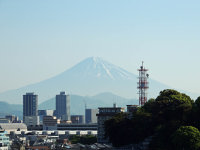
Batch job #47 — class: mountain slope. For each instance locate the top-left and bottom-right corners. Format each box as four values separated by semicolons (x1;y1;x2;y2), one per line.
0;57;170;104
0;101;22;119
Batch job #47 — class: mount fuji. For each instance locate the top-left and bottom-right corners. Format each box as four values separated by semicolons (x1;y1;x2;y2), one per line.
0;57;169;104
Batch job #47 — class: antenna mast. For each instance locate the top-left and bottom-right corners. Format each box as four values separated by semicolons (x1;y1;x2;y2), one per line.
83;99;87;110
137;61;149;106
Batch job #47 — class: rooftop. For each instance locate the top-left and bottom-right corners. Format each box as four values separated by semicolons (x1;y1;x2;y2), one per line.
0;123;27;130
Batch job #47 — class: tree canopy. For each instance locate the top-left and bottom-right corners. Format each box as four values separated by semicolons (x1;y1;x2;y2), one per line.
172;126;200;150
104;89;200;149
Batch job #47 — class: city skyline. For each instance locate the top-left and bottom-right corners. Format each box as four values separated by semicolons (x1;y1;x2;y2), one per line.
0;0;200;95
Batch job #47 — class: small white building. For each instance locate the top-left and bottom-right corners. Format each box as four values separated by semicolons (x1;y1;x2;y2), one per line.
0;130;10;150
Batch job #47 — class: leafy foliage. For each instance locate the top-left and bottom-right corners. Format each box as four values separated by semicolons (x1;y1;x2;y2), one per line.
189;96;200;130
69;135;97;144
172;126;200;150
104;113;133;146
104;89;200;149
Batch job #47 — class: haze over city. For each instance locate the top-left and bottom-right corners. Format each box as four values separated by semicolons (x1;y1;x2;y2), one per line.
1;1;200;150
0;0;200;98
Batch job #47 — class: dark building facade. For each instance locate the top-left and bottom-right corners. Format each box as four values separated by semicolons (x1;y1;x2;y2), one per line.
23;93;38;121
71;115;85;124
57;123;97;131
85;109;98;124
56;91;70;121
97;105;125;143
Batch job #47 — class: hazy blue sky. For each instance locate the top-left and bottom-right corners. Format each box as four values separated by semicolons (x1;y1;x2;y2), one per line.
0;0;200;95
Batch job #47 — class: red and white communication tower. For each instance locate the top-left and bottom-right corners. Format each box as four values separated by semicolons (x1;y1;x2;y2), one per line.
137;61;149;106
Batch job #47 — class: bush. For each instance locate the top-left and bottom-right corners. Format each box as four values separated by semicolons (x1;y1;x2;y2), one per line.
172;126;200;150
69;135;97;144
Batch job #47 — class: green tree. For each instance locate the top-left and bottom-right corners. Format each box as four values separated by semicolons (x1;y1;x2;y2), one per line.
69;135;80;144
189;96;200;129
104;89;195;149
104;110;153;147
80;135;97;144
152;89;193;124
147;89;193;150
172;126;200;150
104;112;133;147
131;109;154;142
69;135;97;144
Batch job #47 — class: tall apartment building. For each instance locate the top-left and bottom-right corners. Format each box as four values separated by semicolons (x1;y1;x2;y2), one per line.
97;105;125;143
85;109;98;124
56;91;70;121
23;93;38;125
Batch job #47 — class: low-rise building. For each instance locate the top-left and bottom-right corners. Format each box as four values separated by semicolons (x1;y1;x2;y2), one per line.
38;110;54;124
97;105;125;143
24;116;40;126
71;115;85;124
126;105;138;113
0;130;10;150
126;105;139;118
43;116;60;130
0;123;27;134
0;119;10;124
27;125;43;131
5;115;19;123
57;123;97;131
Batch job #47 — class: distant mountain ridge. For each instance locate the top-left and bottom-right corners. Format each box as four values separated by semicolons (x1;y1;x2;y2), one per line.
0;101;22;119
39;92;137;115
0;92;137;117
0;57;171;104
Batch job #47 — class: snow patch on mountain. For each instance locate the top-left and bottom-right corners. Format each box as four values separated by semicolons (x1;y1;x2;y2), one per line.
67;57;135;81
101;62;114;80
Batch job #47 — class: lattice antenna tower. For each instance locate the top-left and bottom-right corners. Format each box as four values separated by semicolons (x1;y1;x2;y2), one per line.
137;61;149;106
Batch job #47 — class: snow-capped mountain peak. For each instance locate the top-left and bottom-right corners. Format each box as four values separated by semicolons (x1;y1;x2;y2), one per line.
66;57;135;80
0;56;171;104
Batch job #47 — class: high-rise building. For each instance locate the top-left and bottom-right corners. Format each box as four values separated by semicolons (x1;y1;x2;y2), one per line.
56;91;70;121
97;104;125;143
23;92;38;123
85;109;98;124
